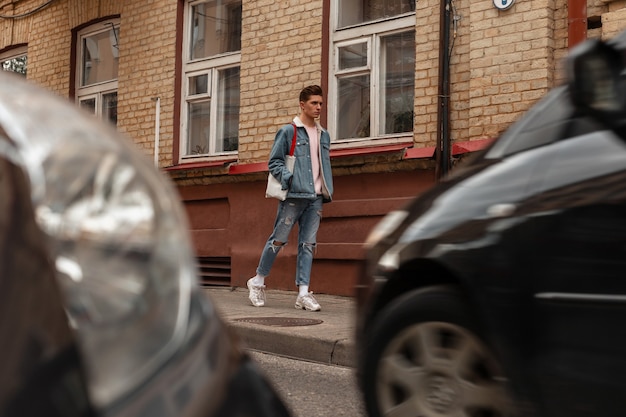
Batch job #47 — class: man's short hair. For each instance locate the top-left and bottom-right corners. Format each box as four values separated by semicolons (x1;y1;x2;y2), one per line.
300;85;323;103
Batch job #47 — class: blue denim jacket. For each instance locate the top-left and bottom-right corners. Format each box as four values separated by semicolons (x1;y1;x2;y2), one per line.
268;117;334;202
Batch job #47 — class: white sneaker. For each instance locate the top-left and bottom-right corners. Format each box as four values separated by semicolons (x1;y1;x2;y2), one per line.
247;278;266;307
295;292;321;311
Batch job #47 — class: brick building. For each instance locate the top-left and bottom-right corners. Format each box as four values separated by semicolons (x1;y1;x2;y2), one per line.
2;0;625;296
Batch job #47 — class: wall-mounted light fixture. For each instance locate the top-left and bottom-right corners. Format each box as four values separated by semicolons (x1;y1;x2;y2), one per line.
493;0;515;10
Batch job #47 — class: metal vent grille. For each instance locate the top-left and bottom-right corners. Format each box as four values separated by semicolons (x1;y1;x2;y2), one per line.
196;256;231;286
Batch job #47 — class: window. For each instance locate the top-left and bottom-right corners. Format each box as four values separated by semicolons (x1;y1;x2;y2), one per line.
181;0;242;160
1;46;27;76
338;0;415;28
330;1;415;142
76;20;119;126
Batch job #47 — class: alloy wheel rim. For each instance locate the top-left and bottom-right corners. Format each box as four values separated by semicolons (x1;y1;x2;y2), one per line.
376;321;514;417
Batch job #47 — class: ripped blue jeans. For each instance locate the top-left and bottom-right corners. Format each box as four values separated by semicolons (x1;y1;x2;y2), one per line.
256;197;323;287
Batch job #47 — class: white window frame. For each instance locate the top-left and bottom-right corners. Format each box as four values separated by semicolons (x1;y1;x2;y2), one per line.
77;89;117;120
328;3;415;146
1;45;27;75
335;38;371;76
180;0;241;163
75;19;120;124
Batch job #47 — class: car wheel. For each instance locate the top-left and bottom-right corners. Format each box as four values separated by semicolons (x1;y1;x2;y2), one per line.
362;286;516;417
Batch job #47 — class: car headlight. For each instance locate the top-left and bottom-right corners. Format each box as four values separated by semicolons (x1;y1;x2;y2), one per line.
0;75;197;408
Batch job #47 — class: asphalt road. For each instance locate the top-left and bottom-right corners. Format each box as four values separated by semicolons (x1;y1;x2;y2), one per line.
249;350;367;417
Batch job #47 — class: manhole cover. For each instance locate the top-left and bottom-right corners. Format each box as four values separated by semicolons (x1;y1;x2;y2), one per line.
233;317;323;327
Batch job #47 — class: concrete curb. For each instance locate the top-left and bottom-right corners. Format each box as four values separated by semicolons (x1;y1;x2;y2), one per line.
203;287;357;368
232;321;356;367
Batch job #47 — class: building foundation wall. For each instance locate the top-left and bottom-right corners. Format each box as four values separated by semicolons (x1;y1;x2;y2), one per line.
178;169;436;296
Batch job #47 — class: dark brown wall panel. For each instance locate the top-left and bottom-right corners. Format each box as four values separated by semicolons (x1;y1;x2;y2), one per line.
178;170;436;296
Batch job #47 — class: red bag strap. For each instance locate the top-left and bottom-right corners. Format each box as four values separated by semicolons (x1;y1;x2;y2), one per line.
289;123;297;156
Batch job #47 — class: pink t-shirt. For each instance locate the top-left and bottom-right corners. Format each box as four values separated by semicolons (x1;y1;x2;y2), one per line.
304;124;323;195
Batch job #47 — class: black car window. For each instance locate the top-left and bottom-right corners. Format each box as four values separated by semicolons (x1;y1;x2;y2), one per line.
485;86;574;159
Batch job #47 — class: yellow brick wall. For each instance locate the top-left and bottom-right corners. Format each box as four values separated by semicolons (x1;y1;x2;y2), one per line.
465;0;555;141
0;0;176;167
3;0;626;174
450;0;472;148
67;0;120;27
116;1;178;167
553;0;570;85
602;1;626;37
413;0;442;148
27;1;73;95
238;0;324;163
0;2;32;46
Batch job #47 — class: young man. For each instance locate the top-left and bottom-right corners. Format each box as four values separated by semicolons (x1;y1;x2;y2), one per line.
247;85;334;311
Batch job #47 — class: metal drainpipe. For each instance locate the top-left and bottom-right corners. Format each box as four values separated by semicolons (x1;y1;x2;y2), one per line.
434;0;583;180
569;0;587;49
436;0;452;180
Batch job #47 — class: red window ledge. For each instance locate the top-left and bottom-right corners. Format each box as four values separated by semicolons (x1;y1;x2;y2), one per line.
218;139;494;175
164;159;237;172
403;138;494;159
228;143;409;175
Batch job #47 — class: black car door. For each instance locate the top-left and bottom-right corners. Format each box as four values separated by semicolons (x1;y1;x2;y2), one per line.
524;126;626;417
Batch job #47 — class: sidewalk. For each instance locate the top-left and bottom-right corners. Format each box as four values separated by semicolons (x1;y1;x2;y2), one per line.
203;286;357;368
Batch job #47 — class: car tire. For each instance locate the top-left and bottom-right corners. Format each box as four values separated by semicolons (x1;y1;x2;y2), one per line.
361;286;516;417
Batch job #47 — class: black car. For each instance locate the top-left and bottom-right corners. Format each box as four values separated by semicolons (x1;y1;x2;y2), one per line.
356;32;626;417
0;73;291;417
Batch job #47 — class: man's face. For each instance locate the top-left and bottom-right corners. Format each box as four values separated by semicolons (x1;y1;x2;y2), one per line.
301;95;323;120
